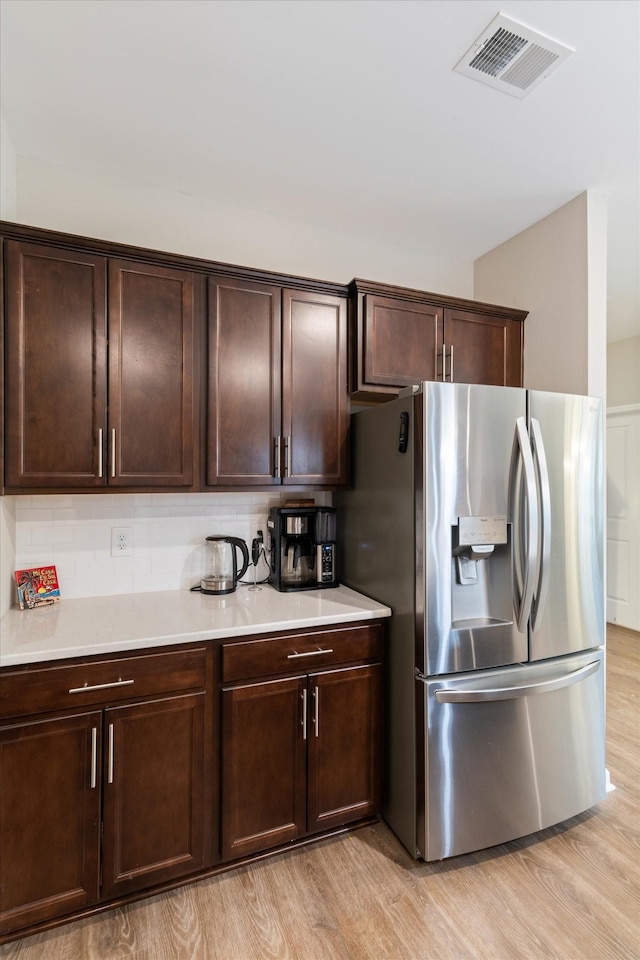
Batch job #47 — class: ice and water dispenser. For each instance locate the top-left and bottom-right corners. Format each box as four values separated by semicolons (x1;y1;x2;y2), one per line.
450;515;513;630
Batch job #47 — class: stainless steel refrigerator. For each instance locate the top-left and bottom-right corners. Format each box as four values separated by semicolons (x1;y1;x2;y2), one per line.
337;381;605;861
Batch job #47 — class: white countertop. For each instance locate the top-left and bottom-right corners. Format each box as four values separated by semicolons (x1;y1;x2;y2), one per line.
0;585;391;667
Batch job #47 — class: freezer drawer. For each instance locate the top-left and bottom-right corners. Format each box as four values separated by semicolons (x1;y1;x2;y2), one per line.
417;649;605;861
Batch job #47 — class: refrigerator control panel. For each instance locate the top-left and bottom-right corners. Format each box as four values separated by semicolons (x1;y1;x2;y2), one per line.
458;516;508;546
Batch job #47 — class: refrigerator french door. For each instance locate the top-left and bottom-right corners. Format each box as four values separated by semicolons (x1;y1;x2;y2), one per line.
338;381;605;861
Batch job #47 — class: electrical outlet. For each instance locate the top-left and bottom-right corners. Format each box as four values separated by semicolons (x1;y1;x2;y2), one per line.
111;527;132;557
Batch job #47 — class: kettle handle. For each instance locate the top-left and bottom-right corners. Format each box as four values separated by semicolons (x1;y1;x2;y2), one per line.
227;537;250;581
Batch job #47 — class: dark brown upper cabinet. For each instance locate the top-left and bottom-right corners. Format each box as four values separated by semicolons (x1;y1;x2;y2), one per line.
348;279;526;402
207;277;348;487
4;240;196;490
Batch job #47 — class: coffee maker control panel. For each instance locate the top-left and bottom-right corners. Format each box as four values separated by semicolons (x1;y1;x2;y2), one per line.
317;543;335;583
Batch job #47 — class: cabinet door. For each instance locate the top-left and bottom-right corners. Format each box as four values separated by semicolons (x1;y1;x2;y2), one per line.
101;693;205;899
207;276;281;485
108;260;195;486
282;290;348;485
4;241;107;488
221;676;307;861
0;711;101;936
307;664;382;833
445;308;523;387
362;293;443;390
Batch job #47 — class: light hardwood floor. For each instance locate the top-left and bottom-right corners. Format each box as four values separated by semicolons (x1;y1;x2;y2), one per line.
3;625;638;960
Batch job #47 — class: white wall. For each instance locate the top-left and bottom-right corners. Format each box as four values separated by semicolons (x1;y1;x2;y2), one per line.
0;112;17;219
473;192;608;400
15;156;473;295
607;335;640;407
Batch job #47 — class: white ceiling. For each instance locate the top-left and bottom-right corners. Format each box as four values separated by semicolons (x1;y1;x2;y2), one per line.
1;0;638;341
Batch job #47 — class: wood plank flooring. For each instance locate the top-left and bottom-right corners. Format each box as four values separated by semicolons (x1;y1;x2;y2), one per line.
3;624;638;960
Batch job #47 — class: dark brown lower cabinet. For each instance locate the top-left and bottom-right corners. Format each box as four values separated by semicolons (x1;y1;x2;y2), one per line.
101;693;206;899
0;645;211;941
307;664;382;832
221;662;382;861
221;676;307;860
0;711;102;934
0;624;383;943
0;694;206;938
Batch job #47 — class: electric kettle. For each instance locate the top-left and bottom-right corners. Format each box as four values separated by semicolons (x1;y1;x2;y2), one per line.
199;536;250;595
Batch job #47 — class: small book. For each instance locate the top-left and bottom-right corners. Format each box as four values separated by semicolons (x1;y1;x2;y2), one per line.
15;566;61;610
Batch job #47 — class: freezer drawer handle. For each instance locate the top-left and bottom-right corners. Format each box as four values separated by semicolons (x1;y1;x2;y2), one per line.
434;660;600;703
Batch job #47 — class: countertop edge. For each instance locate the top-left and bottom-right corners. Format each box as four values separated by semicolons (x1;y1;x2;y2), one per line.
0;586;392;668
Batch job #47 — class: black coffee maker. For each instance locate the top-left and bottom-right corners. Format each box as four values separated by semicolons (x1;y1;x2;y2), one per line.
268;507;337;592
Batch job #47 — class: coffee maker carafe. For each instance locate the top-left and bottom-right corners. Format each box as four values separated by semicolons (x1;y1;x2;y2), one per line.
268;507;337;592
200;536;249;595
281;514;314;587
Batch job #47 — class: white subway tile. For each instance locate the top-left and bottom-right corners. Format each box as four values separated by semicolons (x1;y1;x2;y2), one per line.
30;526;73;547
30;495;74;509
15;527;32;547
16;508;54;523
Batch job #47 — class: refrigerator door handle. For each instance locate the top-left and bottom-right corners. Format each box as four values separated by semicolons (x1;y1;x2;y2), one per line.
434;659;600;703
530;418;552;631
509;417;539;632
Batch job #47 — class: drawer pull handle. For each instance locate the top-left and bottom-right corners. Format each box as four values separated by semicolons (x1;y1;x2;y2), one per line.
287;648;334;660
69;678;135;694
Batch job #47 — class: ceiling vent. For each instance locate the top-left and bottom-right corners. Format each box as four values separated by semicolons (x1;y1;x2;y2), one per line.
454;13;574;98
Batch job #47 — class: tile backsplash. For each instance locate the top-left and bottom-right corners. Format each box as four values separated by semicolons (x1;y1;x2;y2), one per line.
12;491;331;600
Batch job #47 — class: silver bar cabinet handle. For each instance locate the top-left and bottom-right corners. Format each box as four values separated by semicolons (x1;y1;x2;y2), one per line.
111;429;117;478
313;685;319;738
90;726;98;789
107;723;115;784
287;648;334;660
449;344;454;382
285;436;291;477
274;436;281;479
69;678;134;694
440;345;447;382
301;688;308;740
98;428;103;478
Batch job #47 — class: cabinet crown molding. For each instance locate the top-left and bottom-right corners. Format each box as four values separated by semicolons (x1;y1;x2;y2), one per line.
0;220;349;297
348;278;528;322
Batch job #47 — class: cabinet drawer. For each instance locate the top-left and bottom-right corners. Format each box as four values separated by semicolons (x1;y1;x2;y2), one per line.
222;624;383;683
0;646;207;721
